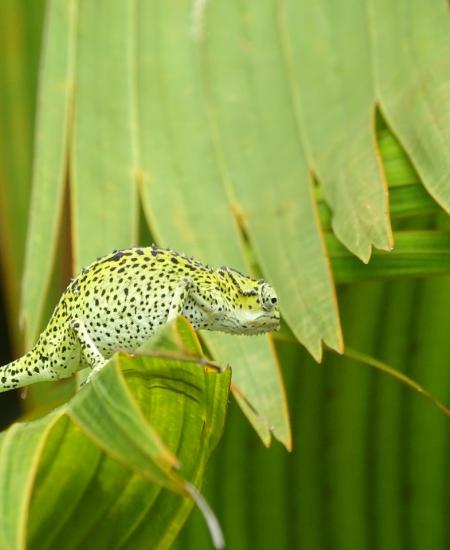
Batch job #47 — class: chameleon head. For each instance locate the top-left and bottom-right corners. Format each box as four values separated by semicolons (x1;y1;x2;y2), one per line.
188;267;280;336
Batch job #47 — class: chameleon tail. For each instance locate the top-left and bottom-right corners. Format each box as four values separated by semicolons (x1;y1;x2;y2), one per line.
0;358;28;392
0;350;49;393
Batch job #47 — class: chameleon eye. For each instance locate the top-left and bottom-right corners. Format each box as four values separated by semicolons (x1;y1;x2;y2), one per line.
260;283;278;311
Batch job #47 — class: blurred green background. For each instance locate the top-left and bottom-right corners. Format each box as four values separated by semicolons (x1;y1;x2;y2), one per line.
1;1;449;549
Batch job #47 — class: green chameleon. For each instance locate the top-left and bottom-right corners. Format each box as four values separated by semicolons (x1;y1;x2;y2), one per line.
0;246;280;392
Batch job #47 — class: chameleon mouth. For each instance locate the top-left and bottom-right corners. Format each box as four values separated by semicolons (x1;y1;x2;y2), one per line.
224;312;280;335
254;313;280;334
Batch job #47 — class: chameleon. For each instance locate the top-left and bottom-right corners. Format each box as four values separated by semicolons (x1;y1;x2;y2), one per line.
0;246;280;392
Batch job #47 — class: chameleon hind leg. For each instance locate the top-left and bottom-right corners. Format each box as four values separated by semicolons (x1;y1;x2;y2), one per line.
71;318;106;385
167;278;191;322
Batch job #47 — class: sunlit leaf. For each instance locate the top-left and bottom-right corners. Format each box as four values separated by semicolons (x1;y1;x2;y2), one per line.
73;0;138;269
282;0;392;261
135;0;292;446
372;0;450;214
200;0;342;359
21;0;77;348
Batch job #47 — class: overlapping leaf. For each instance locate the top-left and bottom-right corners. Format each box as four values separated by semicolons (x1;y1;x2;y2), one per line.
330;231;450;282
282;0;392;261
21;0;77;347
0;319;230;550
371;0;450;214
73;0;138;268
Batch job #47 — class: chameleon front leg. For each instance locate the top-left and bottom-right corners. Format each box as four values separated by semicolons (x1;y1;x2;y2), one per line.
71;318;106;385
167;278;191;322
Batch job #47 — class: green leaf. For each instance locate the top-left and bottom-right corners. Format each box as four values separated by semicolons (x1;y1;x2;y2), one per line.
372;280;417;550
208;334;290;448
377;128;421;188
21;0;77;348
73;0;138;269
0;319;230;549
388;184;443;220
135;0;336;445
200;0;342;358
0;0;44;348
317;128;445;229
330;231;450;282
0;411;61;549
372;0;450;214
317;183;442;232
405;277;450;549
136;0;293;447
323;283;385;549
281;0;392;260
344;347;450;418
67;355;181;490
19;0;291;448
